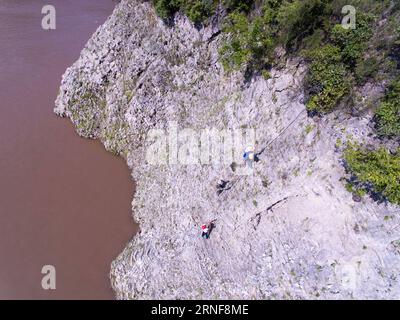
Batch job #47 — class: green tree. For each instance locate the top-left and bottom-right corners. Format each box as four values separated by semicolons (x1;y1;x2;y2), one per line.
276;0;331;50
184;0;216;24
330;13;374;68
222;0;255;12
344;145;400;205
304;45;351;113
153;0;181;19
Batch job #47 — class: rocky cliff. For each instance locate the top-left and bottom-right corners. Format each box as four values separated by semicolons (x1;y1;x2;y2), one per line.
55;0;400;299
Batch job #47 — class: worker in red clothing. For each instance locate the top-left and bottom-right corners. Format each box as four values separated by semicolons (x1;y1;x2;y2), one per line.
201;224;209;239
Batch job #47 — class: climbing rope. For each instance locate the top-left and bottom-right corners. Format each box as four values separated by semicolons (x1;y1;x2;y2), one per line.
257;109;307;156
217;109;307;195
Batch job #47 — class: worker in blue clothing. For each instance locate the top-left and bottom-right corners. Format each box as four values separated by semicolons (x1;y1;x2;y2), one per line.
243;146;255;168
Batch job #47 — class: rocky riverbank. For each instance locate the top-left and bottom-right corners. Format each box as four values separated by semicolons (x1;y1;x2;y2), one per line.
55;0;400;299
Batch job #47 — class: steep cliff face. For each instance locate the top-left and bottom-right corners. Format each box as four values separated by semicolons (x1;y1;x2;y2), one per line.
55;0;400;299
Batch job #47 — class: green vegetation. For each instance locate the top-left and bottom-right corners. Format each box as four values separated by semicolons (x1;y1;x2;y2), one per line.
213;0;397;117
304;45;351;113
344;144;400;205
153;0;217;24
152;1;395;85
305;124;315;134
390;26;400;66
219;0;333;74
354;57;379;85
103;121;131;156
185;0;215;24
68;90;106;137
223;0;255;13
219;10;274;72
262;70;271;79
375;77;400;138
303;12;374;114
153;0;180;19
301;2;400;117
152;0;394;104
274;0;331;51
153;0;255;22
330;13;374;68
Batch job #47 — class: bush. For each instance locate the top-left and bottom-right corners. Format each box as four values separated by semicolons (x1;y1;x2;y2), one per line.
375;78;400;138
354;57;379;84
330;13;374;68
219;11;253;71
262;70;271;79
153;0;181;19
304;45;351;113
344;145;400;205
275;0;331;50
219;10;274;72
185;0;215;24
153;0;216;23
389;27;400;68
303;11;375;114
248;15;275;70
302;29;326;51
222;0;255;13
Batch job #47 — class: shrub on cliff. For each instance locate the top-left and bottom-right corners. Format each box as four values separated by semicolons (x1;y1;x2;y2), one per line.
330;13;374;69
153;0;181;19
344;145;400;205
303;12;374;114
222;0;255;13
389;27;400;69
219;0;335;75
304;45;351;114
354;57;379;85
184;0;216;24
375;78;400;138
275;0;331;51
219;10;274;72
153;0;216;23
219;11;252;71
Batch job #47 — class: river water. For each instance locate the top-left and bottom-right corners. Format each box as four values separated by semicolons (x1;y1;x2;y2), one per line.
0;0;137;299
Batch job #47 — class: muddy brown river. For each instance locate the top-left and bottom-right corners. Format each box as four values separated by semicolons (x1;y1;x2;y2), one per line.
0;0;137;299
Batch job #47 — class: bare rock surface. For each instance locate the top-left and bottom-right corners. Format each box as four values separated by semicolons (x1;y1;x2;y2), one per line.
55;0;400;299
